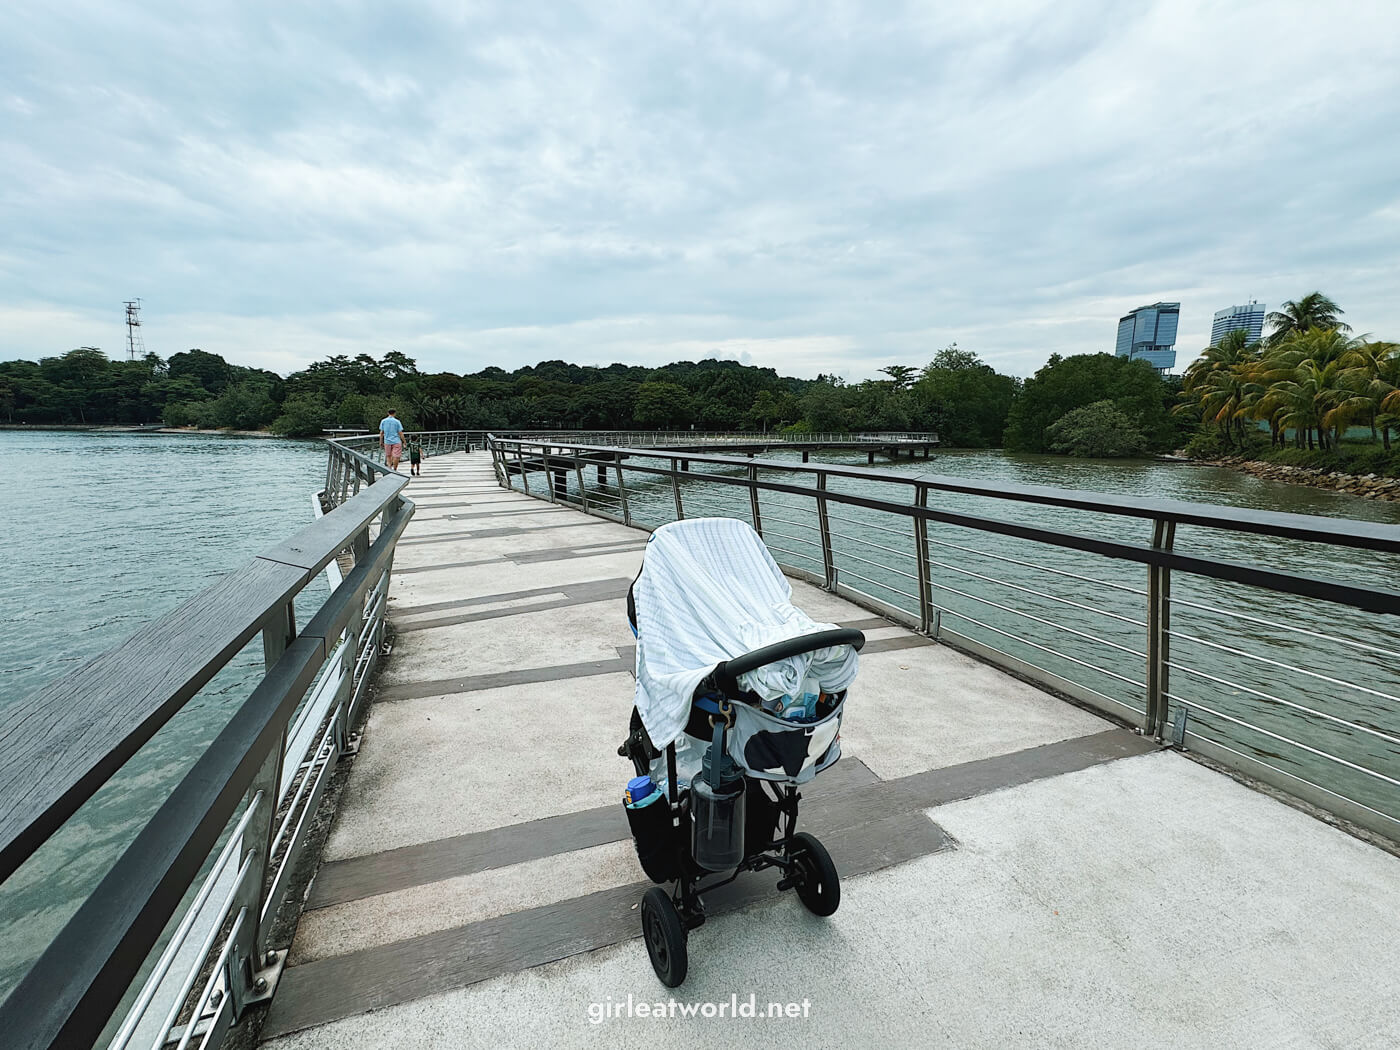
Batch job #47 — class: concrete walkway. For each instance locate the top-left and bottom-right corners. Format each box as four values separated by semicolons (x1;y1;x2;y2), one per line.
260;451;1400;1049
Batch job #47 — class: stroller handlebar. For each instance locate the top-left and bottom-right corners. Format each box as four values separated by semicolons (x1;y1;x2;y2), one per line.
712;627;866;695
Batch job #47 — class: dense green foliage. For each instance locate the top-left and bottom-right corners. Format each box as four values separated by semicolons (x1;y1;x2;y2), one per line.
1177;290;1400;471
0;348;285;428
913;346;1021;448
0;343;1028;446
1045;401;1150;457
1003;353;1183;454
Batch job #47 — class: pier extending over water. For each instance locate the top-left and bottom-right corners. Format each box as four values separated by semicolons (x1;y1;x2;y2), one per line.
3;433;1399;1049
261;450;1400;1048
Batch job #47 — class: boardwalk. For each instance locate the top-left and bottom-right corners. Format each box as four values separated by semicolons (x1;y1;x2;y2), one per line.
260;451;1400;1049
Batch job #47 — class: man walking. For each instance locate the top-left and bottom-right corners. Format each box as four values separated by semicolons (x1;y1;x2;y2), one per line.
379;409;406;470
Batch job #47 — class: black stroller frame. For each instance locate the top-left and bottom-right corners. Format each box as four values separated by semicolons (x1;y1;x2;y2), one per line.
619;627;866;987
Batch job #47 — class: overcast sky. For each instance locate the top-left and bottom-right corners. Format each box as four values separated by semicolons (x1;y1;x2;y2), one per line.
2;1;1397;381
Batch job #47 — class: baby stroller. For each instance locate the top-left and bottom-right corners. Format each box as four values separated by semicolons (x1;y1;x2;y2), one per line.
618;518;865;987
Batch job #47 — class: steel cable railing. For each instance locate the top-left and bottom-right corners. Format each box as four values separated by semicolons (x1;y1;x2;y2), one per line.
488;435;1400;845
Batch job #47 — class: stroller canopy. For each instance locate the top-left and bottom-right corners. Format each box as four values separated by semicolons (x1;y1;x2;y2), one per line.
631;517;859;749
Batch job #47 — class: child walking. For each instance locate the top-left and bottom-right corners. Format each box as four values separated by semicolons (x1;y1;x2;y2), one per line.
408;439;424;476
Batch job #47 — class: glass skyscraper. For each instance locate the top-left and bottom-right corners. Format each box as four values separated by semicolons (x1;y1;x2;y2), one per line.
1210;302;1267;346
1114;302;1179;371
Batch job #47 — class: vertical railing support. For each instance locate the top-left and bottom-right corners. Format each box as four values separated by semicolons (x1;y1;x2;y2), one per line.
914;485;933;634
671;457;684;520
748;463;762;535
573;450;588;513
816;473;836;591
261;601;296;671
330;625;356;754
614;452;631;527
515;445;531;496
351;523;370;568
1146;518;1176;737
542;446;557;503
225;606;299;1014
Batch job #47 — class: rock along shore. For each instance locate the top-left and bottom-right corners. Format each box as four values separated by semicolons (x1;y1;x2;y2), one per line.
1196;456;1400;503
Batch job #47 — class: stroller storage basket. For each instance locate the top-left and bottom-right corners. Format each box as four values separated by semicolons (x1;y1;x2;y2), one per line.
625;796;683;884
714;697;844;785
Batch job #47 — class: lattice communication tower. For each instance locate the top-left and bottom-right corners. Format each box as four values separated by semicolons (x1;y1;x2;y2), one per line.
124;299;146;361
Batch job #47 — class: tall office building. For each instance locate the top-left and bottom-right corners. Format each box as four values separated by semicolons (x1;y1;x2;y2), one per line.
1210;302;1267;346
1114;302;1179;371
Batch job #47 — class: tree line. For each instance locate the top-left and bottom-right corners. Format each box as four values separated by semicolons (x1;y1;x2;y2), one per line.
0;344;1035;447
1175;292;1400;472
5;328;1281;460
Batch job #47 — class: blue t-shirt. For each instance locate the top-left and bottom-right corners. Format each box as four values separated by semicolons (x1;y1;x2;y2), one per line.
380;417;405;444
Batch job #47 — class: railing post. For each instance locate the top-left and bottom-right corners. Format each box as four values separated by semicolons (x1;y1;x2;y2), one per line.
748;462;762;535
542;446;557;503
816;473;837;591
225;603;299;1014
223;732;284;1019
914;485;933;634
262;600;296;670
1145;518;1176;738
372;564;391;656
573;450;588;513
614;452;631;526
515;445;531;495
352;523;370;567
330;623;357;754
670;457;684;520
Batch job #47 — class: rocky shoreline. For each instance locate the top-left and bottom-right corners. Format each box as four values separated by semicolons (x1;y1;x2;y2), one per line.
1195;456;1400;502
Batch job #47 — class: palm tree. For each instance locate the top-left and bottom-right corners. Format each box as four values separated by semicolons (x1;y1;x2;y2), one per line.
1178;329;1263;448
1265;292;1349;346
1183;329;1257;393
1257;330;1360;450
1365;342;1400;450
1338;340;1399;446
1193;365;1253;447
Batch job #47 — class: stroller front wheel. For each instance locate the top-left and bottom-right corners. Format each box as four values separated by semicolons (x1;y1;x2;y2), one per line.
640;887;688;987
791;832;841;917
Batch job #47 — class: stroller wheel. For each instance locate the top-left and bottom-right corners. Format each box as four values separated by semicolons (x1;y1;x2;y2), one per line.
791;832;841;917
640;887;688;987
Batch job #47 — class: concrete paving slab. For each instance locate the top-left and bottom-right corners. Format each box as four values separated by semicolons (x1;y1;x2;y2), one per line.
840;643;1110;779
378;601;638;688
387;552;645;613
321;673;638;860
289;840;640;965
390;522;640;568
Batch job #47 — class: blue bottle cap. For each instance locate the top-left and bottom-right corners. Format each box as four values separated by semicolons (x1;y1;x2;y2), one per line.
625;775;657;806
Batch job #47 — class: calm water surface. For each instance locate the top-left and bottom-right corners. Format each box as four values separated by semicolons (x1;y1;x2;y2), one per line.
0;430;326;1001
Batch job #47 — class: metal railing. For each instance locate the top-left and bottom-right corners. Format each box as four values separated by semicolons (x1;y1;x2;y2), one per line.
324;430;935;481
488;436;1400;844
513;430;938;447
0;440;416;1050
325;430;487;480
